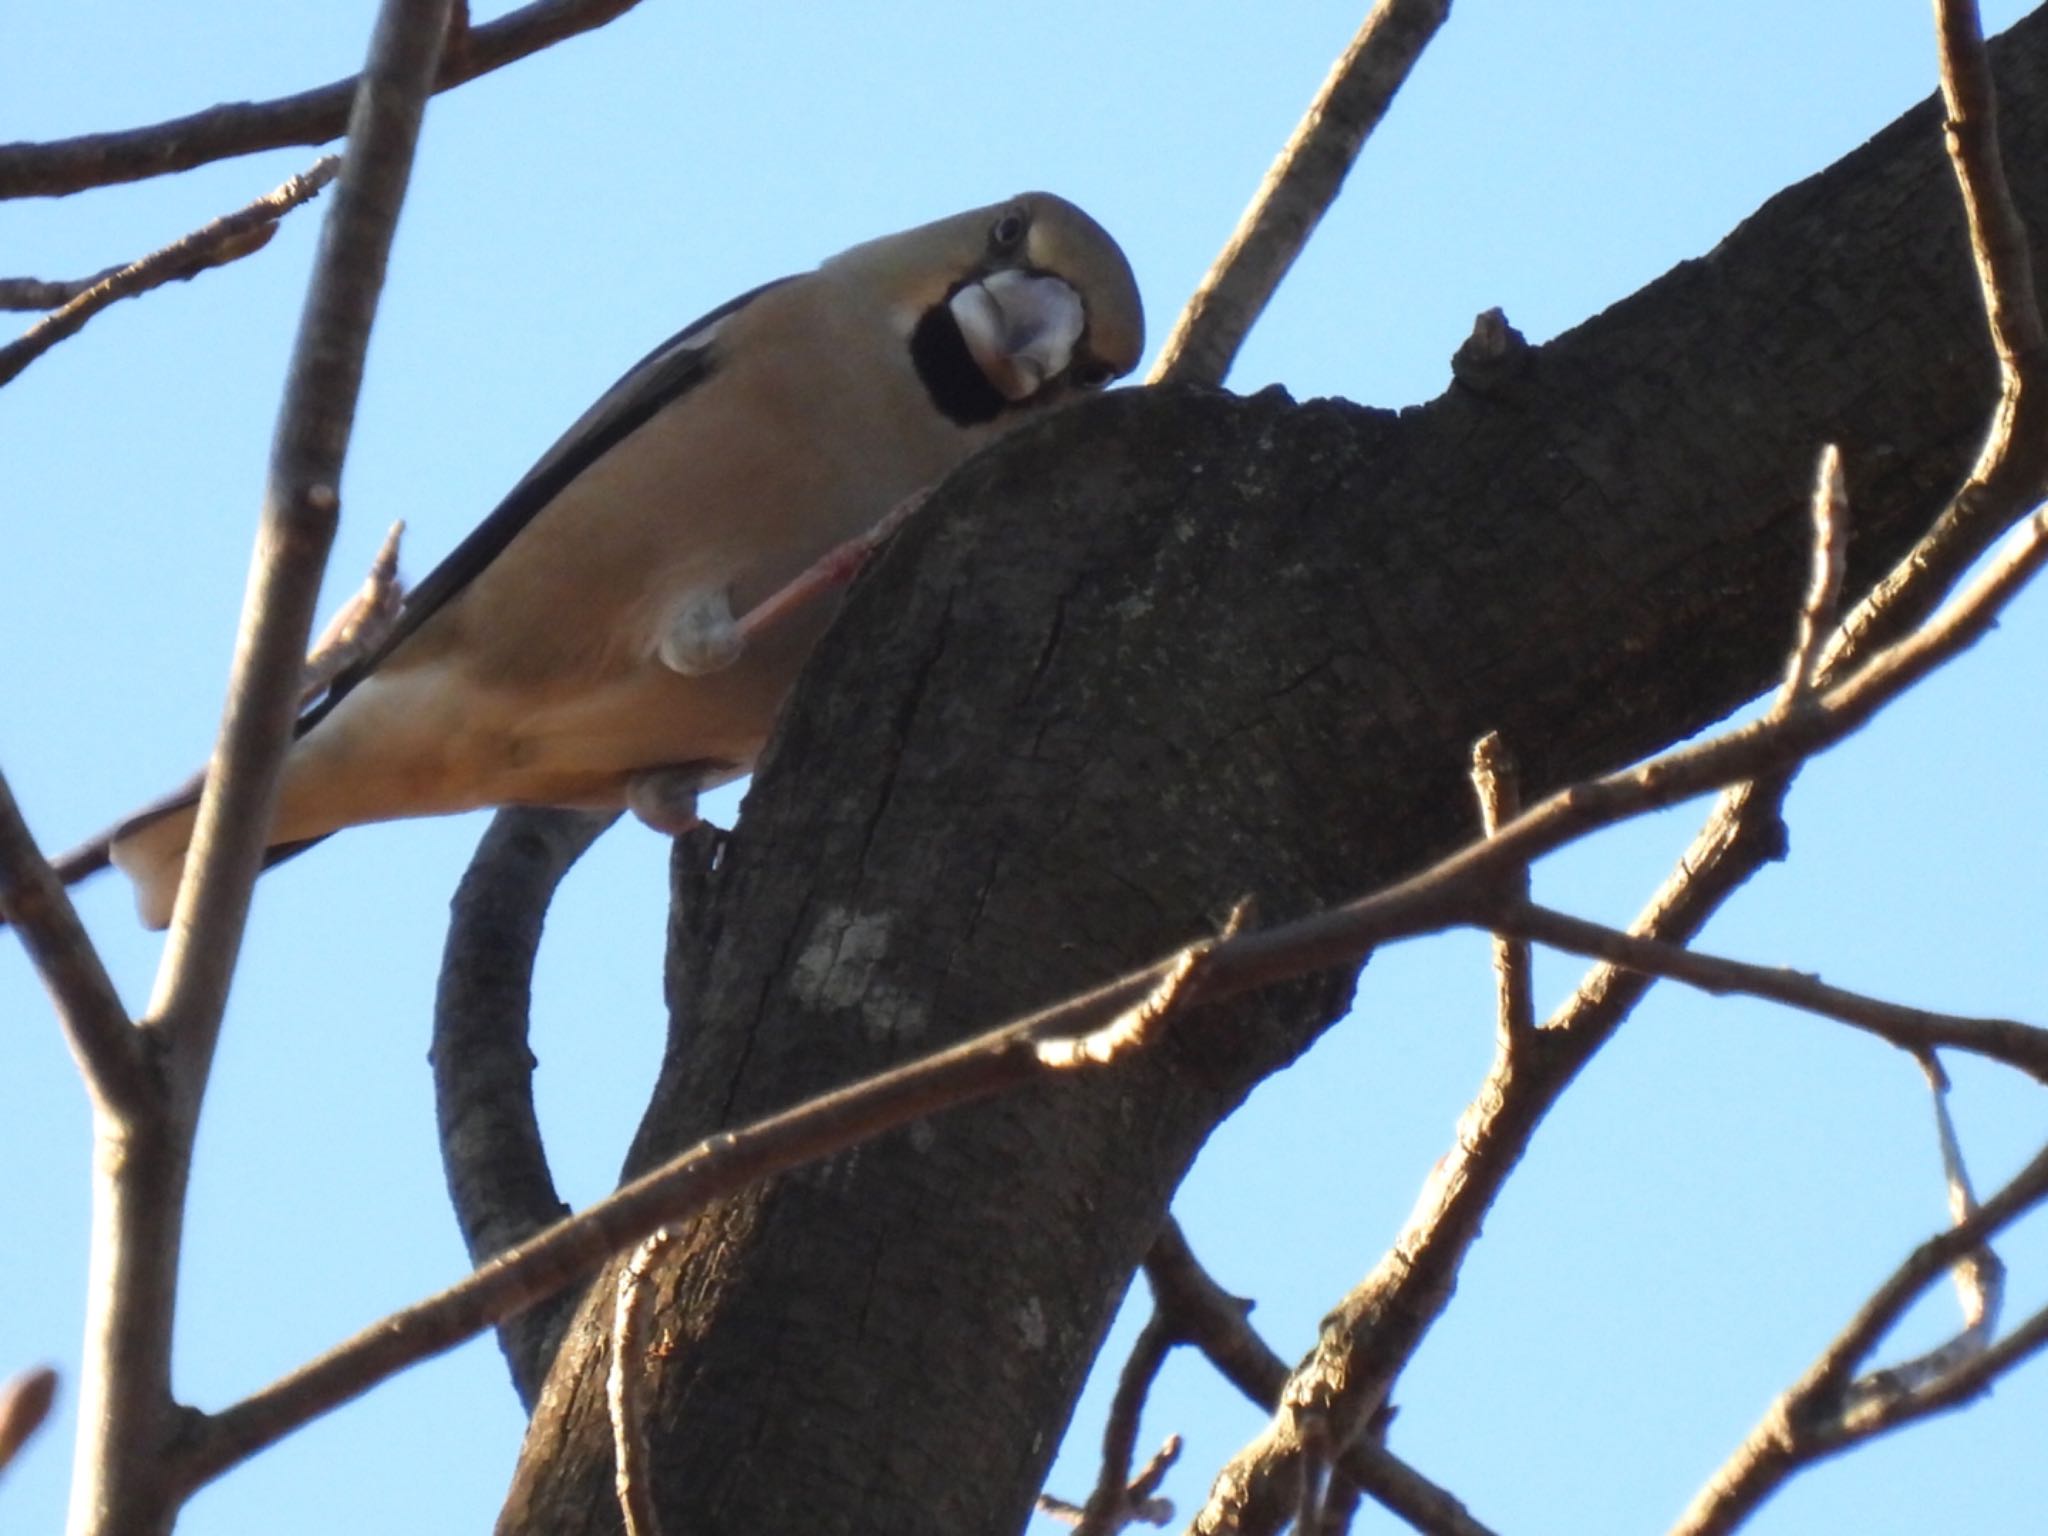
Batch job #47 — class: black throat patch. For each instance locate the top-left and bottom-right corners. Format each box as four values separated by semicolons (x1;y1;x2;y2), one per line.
910;302;1009;426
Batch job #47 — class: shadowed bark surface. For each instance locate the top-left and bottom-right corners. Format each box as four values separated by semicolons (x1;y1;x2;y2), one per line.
499;14;2048;1532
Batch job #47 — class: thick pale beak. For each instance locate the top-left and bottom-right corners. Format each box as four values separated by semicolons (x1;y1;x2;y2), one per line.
948;270;1086;401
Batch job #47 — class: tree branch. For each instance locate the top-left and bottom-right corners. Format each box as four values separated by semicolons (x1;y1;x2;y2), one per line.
1038;1309;1181;1534
1938;0;2046;371
502;15;2048;1515
144;0;451;1066
0;271;126;309
172;939;1203;1494
1467;732;1532;1044
0;156;337;388
1143;1225;1501;1536
1148;0;1451;386
0;0;649;199
300;518;406;703
0;767;145;1116
1823;0;2048;669
0;1366;58;1477
971;491;2048;1086
1190;404;2048;1533
1775;445;1850;709
434;805;616;1408
1670;1135;2048;1536
65;5;455;1531
1489;898;2048;1082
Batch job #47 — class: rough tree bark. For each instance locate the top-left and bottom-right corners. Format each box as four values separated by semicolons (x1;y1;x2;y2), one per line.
498;13;2048;1532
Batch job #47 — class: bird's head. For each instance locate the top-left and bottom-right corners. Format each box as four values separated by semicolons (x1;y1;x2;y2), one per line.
838;193;1145;426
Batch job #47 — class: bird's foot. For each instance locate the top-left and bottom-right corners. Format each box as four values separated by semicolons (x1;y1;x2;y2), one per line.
657;586;744;676
625;761;731;836
734;486;932;643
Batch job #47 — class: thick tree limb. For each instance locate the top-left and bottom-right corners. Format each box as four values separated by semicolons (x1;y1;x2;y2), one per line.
0;0;648;199
501;12;2048;1531
1191;4;2048;1521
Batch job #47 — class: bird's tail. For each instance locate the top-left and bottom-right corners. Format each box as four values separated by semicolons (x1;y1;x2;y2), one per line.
105;798;203;931
41;773;210;932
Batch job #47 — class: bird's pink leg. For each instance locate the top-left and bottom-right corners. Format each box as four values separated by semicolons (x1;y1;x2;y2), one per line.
735;488;930;644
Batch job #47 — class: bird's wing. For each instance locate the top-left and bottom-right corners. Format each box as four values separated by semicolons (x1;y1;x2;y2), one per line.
299;275;796;734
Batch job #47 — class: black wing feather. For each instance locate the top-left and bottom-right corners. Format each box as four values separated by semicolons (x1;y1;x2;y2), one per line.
298;274;796;735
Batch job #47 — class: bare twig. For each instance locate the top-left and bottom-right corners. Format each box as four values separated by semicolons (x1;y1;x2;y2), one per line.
1816;1131;2036;1400
1128;1439;1184;1525
1142;1225;1501;1536
1936;0;2046;370
68;7;456;1532
1775;444;1849;709
1920;1055;2001;1338
1468;733;1532;1043
174;949;1194;1493
1037;936;1212;1070
435;805;617;1407
1830;1060;2003;1406
1042;1310;1181;1535
1489;898;2048;1083
0;1366;58;1476
1183;478;2039;1531
1040;1429;1180;1533
0;271;121;310
1148;0;1451;387
0;157;338;388
302;519;405;703
0;767;145;1116
609;1231;671;1536
0;0;651;199
1671;1136;2048;1536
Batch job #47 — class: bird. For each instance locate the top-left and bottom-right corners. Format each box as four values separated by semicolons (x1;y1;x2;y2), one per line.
64;192;1144;930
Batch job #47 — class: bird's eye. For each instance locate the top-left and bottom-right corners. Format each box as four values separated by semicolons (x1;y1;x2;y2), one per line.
990;208;1029;251
1070;359;1114;390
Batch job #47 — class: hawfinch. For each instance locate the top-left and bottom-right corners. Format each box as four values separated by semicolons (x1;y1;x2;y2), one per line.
76;193;1143;929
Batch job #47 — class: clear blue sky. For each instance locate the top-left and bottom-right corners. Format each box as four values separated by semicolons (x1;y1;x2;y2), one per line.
4;3;2046;1532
